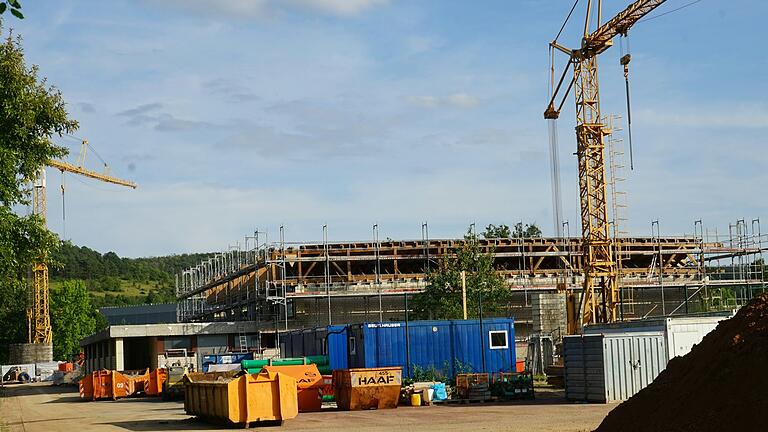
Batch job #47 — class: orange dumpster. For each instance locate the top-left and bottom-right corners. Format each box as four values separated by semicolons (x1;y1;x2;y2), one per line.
146;368;167;396
79;370;136;400
263;364;323;412
128;368;150;395
184;370;298;427
333;367;402;410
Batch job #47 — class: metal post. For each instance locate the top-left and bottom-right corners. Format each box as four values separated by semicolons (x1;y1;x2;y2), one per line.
422;222;430;274
374;223;382;322
461;270;468;320
404;288;411;378
280;225;288;331
478;284;486;373
652;220;664;316
324;224;331;325
753;218;765;293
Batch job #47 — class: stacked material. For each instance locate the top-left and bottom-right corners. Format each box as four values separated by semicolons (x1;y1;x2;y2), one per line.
595;293;768;432
242;356;330;375
455;373;490;400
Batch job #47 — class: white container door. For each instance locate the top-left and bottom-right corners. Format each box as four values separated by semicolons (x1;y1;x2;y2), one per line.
630;334;667;395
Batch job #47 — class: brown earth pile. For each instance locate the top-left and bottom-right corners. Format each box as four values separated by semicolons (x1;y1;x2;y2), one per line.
595;292;768;432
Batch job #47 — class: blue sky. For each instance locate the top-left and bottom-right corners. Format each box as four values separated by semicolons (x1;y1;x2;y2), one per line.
6;0;767;257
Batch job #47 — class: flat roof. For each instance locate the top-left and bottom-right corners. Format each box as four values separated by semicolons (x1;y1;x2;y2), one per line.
80;321;261;346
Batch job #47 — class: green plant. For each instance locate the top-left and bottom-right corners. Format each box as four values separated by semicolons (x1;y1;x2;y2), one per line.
410;364;445;383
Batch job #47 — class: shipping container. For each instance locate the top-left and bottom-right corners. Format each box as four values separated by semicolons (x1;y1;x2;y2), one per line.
564;313;733;402
348;319;515;378
280;326;348;370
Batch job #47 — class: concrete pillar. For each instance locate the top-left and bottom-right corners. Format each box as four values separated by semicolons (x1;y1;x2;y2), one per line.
115;338;124;371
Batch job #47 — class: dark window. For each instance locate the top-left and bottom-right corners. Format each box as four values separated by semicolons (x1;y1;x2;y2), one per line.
489;331;508;349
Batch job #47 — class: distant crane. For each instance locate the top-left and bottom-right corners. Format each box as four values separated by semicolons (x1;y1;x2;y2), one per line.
544;0;666;333
28;139;136;345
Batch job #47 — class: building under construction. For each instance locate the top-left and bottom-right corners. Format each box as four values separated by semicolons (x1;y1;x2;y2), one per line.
176;225;766;340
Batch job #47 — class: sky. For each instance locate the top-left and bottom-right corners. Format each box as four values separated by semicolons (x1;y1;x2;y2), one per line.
5;0;767;257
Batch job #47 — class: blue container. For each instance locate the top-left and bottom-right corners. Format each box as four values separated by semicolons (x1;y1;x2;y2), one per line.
348;318;515;378
279;325;349;371
325;325;349;370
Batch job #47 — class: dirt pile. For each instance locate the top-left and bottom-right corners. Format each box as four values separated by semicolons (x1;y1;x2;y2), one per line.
595;292;768;432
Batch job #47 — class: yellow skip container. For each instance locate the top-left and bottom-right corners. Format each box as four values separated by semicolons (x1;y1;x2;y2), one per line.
184;370;298;427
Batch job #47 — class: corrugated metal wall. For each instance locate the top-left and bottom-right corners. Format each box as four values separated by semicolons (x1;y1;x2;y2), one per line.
564;333;667;403
326;326;348;370
351;319;515;378
564;335;606;402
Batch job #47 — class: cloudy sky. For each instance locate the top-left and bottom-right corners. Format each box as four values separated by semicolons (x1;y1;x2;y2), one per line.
6;0;766;257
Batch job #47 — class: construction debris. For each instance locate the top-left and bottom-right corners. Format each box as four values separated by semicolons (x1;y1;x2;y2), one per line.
595;292;768;432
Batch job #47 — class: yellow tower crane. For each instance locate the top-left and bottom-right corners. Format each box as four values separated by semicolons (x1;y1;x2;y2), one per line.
544;0;666;333
28;139;136;345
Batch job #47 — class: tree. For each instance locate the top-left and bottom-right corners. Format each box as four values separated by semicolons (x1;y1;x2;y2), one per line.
483;222;542;239
513;222;542;238
412;227;511;320
0;1;24;20
0;31;77;361
483;224;511;239
50;281;100;359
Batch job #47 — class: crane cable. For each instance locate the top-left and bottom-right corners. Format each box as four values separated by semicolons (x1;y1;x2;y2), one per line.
620;35;634;170
61;170;66;240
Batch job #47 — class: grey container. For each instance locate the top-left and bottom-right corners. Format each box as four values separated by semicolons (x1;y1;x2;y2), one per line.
564;332;666;403
564;313;733;403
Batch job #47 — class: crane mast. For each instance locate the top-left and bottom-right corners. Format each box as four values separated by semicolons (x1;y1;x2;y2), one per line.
27;140;136;345
544;0;666;331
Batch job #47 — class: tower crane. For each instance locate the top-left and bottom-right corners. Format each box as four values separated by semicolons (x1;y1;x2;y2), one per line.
28;139;136;345
544;0;666;333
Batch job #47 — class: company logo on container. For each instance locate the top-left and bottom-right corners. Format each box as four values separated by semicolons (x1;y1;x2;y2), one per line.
367;323;401;328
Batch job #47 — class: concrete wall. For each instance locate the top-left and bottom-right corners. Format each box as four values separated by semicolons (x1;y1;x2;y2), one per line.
531;293;567;337
9;343;53;363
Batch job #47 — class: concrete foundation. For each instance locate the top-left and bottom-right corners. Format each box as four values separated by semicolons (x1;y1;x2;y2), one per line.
8;343;53;363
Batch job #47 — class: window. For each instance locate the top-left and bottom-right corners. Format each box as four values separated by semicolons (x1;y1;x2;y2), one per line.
349;336;357;355
322;338;328;356
489;330;508;350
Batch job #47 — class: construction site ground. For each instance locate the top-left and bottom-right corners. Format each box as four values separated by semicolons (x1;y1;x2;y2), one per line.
0;382;614;432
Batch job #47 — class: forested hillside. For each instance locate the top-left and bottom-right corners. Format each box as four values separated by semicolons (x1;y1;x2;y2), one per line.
51;241;211;307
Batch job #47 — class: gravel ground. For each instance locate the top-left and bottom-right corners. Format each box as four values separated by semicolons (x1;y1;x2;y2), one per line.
0;382;615;432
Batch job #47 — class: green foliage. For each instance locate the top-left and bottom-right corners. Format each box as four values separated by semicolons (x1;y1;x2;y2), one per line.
410;364;446;383
412;226;511;320
0;1;23;20
1;34;75;206
483;222;542;239
51;241;211;307
513;222;542;238
0;32;74;362
483;224;511;239
50;280;100;359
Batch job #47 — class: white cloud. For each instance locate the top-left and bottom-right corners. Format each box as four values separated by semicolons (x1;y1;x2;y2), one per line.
145;0;386;18
288;0;388;16
409;92;481;109
635;103;768;129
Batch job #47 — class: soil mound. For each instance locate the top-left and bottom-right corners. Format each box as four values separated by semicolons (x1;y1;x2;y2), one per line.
595;292;768;432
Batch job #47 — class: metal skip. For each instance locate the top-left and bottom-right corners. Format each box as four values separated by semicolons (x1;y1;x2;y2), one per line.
184;370;298;427
333;367;402;410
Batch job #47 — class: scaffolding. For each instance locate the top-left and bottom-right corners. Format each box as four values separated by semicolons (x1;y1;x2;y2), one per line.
174;222;765;331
